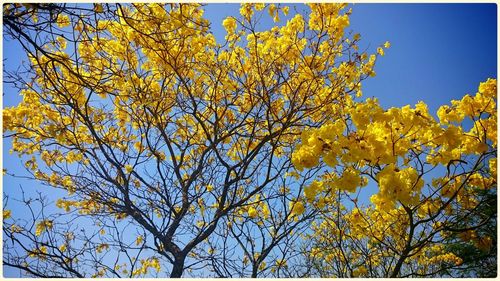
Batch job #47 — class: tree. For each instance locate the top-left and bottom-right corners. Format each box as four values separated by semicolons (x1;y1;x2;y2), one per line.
292;78;497;277
443;188;497;277
3;3;496;278
3;3;382;277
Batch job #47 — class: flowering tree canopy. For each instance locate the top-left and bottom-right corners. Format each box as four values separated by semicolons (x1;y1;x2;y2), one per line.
2;3;496;278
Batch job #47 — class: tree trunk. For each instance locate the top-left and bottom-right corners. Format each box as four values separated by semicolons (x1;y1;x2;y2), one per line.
251;264;258;278
170;255;186;278
390;257;403;277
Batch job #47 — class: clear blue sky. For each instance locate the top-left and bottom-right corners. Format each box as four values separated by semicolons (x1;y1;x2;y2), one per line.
2;3;497;277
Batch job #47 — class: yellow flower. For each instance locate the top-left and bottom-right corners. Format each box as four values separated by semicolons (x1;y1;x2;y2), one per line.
29;246;48;259
239;3;254;21
261;204;270;219
96;243;109;253
222;17;237;34
56;36;67;49
3;209;12;220
59;244;67;252
136;235;144;245
478;78;497;98
352;265;368;277
255;3;265;11
377;47;384;56
489;158;497;178
268;4;277;18
334;167;361;192
125;164;133;173
289;201;305;216
283;6;290;16
275;259;287;267
94;3;104;13
247;206;258;218
258;261;267;270
150;257;161;272
56;14;70;28
304;180;323;202
10;224;22;233
35;220;53;236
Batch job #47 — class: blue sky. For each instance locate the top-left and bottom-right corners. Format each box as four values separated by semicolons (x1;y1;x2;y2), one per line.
351;3;497;111
2;3;497;277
